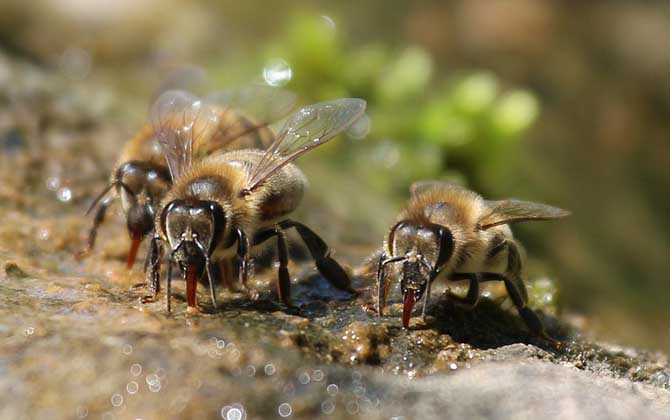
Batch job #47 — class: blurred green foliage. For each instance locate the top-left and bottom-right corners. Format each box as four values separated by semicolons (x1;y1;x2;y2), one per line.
249;15;539;200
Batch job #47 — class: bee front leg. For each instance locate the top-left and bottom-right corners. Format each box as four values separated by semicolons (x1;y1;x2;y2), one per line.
279;220;358;296
77;198;113;259
140;236;162;305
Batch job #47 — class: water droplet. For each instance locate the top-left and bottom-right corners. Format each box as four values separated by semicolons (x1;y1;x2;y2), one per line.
146;374;159;386
264;364;276;376
130;363;142;376
449;363;458;370
326;384;339;396
217;339;226;349
75;406;88;418
312;369;325;382
126;381;139;394
24;327;34;336
221;404;246;420
298;371;310;385
57;187;72;202
38;228;50;241
121;344;133;355
149;381;162;393
321;399;335;415
263;59;292;87
245;365;256;377
278;402;292;418
110;393;123;407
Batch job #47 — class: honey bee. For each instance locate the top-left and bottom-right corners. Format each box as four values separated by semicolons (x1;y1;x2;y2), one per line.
142;93;367;312
79;86;296;269
375;180;570;340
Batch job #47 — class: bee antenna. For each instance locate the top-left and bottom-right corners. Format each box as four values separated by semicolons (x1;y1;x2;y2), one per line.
87;180;138;216
86;182;116;215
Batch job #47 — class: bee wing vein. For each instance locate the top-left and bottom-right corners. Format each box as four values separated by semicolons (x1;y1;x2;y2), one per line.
244;98;366;191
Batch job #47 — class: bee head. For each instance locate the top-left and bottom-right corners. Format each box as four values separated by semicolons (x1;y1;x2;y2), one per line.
160;199;226;267
116;161;171;240
388;220;454;328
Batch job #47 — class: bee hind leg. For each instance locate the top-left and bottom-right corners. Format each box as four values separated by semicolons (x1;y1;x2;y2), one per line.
252;227;293;307
478;272;560;347
275;229;292;307
279;220;359;296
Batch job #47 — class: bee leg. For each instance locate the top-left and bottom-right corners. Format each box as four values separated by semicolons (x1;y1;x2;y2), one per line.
445;273;480;310
76;198;112;258
140;236;162;305
506;241;528;302
235;227;258;300
479;272;559;346
275;228;293;307
376;253;387;316
165;254;173;312
279;220;358;296
220;258;235;291
421;278;434;321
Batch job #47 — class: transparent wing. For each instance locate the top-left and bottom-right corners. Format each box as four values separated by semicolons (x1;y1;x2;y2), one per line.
150;89;220;180
478;199;571;230
244;98;367;191
410;180;469;196
204;85;297;152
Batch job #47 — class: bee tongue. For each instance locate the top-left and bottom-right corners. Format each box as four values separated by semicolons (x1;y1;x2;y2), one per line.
186;264;199;308
402;289;417;329
126;235;142;270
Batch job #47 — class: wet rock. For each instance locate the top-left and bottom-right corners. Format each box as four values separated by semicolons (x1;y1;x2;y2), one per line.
389;361;670;420
332;321;391;364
